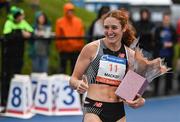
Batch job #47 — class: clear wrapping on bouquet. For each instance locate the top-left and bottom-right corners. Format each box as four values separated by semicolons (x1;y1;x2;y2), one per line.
115;48;171;101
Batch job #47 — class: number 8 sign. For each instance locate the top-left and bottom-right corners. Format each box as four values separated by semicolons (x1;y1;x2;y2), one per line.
11;87;22;107
6;76;34;119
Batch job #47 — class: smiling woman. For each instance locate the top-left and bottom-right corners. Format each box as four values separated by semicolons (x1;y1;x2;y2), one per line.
69;9;146;122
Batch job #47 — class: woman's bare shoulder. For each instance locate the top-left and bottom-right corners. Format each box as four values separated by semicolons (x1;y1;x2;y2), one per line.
83;40;99;52
79;40;100;60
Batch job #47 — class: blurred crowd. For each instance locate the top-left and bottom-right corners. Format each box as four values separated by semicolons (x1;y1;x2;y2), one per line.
0;1;180;108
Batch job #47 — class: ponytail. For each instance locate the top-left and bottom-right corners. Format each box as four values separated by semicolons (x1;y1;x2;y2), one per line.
122;22;136;47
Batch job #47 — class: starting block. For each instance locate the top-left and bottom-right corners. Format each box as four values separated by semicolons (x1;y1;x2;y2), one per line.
32;74;83;116
52;74;83;116
32;75;56;115
0;106;5;112
30;73;48;105
5;75;34;119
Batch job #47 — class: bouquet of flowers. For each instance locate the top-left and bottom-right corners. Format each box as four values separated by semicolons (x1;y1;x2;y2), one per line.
132;48;171;83
115;47;171;101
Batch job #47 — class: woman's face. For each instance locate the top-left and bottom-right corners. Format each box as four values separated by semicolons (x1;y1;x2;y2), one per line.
141;11;149;20
103;17;124;44
163;15;171;26
38;15;46;25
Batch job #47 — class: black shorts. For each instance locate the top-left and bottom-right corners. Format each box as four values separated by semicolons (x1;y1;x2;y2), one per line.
83;97;125;122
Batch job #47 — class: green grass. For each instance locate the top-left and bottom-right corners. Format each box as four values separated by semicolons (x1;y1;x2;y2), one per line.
0;0;96;75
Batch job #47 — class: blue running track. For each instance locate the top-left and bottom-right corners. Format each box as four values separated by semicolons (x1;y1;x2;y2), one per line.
1;95;180;122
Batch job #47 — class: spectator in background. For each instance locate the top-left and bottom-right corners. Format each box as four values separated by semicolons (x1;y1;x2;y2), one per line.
135;8;155;59
87;6;110;42
174;18;180;91
0;0;10;13
1;6;33;107
118;7;135;27
176;19;180;42
153;11;176;96
92;6;110;40
29;11;51;73
30;0;40;10
55;2;85;74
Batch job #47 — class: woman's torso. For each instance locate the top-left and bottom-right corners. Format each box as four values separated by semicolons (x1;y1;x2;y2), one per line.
34;25;51;56
85;39;128;102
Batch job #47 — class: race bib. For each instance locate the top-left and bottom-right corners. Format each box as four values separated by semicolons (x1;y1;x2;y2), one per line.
96;55;127;86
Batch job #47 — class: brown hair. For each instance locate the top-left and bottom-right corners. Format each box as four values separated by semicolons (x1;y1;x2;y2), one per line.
102;9;136;47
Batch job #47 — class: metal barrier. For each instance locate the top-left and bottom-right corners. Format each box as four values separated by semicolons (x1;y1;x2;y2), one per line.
0;35;104;107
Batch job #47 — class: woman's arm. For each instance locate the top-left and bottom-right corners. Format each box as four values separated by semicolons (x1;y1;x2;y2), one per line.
125;47;146;108
69;41;98;93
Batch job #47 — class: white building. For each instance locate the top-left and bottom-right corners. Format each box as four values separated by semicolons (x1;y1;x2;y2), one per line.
83;0;173;23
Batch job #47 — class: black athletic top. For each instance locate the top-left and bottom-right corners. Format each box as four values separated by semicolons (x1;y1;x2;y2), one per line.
85;39;128;87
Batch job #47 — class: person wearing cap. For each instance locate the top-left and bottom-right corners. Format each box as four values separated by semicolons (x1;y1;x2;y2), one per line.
55;2;85;74
1;6;33;108
29;11;51;73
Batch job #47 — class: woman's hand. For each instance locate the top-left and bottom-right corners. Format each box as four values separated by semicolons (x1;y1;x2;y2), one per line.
22;30;31;38
36;30;44;36
76;75;89;94
124;94;145;109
